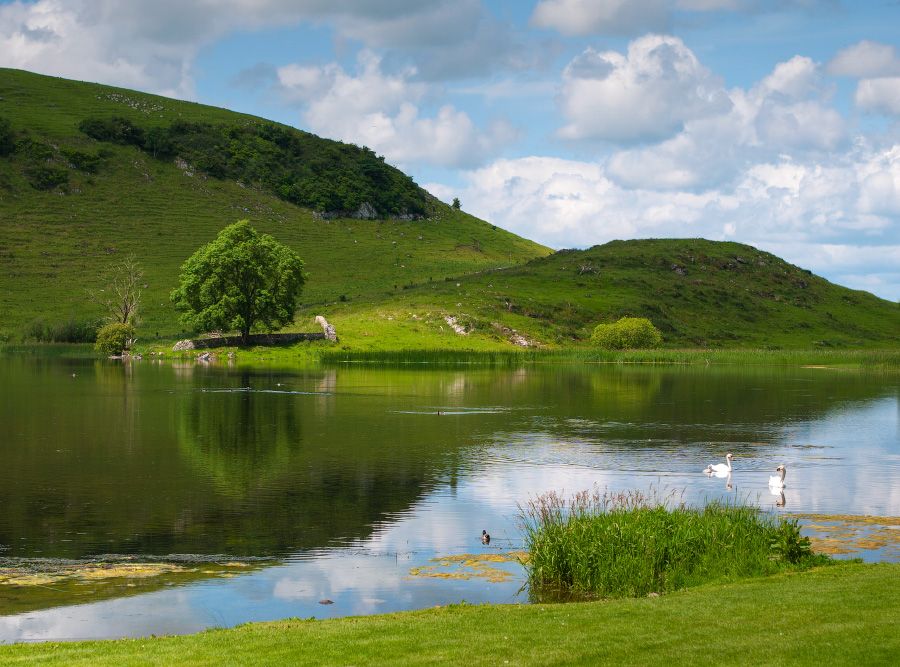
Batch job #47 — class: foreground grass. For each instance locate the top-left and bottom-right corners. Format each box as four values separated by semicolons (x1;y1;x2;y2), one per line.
1;562;897;666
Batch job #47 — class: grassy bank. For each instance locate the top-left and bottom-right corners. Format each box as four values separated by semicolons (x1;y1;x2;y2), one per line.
1;562;897;665
6;339;900;370
129;342;900;369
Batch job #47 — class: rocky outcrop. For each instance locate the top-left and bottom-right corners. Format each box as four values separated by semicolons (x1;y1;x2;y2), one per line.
444;316;468;335
315;315;338;342
313;202;424;221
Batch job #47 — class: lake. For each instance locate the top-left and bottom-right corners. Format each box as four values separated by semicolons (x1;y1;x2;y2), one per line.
1;356;898;642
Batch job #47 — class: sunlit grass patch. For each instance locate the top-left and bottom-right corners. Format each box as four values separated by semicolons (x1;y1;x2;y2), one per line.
408;551;528;583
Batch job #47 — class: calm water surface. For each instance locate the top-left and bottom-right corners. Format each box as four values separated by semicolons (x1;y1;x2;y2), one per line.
0;357;898;641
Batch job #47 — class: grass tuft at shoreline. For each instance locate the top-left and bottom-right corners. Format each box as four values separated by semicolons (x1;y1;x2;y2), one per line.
519;486;827;600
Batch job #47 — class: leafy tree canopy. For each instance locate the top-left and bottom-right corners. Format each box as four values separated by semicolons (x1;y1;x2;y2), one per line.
79;116;427;218
170;221;306;343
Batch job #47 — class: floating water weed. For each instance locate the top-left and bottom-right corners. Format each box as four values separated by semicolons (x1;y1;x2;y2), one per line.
518;485;828;599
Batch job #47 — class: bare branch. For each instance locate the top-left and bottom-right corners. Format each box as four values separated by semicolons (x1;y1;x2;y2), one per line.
87;253;144;324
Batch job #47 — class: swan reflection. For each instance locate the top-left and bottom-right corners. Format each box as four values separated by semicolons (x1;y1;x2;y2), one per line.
705;469;733;490
771;488;786;507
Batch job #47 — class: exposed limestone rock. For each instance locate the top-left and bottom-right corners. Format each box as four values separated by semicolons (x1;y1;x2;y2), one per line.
445;316;468;335
315;315;338;342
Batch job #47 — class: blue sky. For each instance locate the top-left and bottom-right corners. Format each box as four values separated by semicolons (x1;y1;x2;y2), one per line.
2;1;900;299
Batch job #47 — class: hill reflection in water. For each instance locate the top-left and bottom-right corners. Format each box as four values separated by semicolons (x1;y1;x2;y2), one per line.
0;358;897;641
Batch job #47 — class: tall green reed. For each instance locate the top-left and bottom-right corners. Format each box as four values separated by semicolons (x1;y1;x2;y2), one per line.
518;485;825;599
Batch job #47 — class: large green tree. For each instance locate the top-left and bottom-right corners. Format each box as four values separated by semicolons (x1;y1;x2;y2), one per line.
170;220;306;344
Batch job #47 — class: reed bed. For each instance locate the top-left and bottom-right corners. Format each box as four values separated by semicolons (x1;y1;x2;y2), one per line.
0;343;97;358
518;485;826;599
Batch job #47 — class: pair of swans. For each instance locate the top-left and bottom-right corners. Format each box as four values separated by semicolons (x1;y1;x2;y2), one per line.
702;454;788;489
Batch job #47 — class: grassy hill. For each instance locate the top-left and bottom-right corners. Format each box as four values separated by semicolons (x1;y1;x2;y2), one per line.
0;68;550;341
2;68;900;351
304;237;900;350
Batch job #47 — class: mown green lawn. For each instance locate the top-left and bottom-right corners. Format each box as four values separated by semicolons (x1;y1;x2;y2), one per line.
2;562;897;666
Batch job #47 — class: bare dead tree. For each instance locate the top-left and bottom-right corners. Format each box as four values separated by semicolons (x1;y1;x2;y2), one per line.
87;253;144;324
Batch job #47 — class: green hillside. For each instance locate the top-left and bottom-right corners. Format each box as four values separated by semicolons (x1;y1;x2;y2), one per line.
0;68;550;340
2;68;900;351
307;238;900;350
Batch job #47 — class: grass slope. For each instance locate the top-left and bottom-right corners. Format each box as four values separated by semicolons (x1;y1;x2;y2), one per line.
0;68;550;340
303;238;900;351
1;562;897;665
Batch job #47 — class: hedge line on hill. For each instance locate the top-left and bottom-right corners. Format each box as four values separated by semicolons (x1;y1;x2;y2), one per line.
75;115;429;218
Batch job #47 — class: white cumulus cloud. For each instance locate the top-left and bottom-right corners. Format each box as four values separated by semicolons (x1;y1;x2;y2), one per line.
854;78;900;116
556;35;731;144
598;50;847;191
826;40;900;116
826;40;900;78
530;0;670;37
276;51;519;169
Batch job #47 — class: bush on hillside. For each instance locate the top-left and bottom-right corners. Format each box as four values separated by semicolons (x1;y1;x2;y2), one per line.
79;116;145;147
0;117;15;156
61;148;103;173
591;317;662;349
20;317;99;343
77;116;428;218
26;165;69;190
94;323;136;355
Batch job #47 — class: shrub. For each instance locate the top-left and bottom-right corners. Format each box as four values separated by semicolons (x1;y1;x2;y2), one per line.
61;148;102;173
22;317;99;343
591;317;662;349
94;323;136;355
50;317;100;343
78;116;145;146
15;137;53;161
0;116;15;156
27;165;69;190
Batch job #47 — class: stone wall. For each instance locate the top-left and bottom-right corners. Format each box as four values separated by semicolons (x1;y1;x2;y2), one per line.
173;332;326;351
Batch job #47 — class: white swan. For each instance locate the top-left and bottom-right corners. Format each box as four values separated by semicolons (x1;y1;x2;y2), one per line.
703;453;733;474
769;465;786;489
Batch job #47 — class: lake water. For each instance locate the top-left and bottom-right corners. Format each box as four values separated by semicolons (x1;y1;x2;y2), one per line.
1;356;898;642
